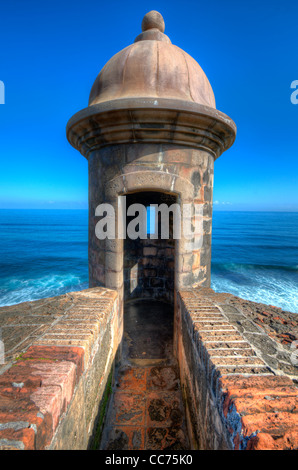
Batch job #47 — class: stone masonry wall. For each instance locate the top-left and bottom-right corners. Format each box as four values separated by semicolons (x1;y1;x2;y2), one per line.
0;285;297;450
176;288;298;450
88;143;215;295
0;288;120;450
124;191;175;304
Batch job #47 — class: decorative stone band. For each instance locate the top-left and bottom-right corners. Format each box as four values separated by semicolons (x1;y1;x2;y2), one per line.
66;98;236;160
178;289;298;450
0;288;120;450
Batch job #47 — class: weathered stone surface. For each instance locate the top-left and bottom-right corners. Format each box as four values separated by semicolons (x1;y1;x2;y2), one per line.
224;295;298;348
0;287;120;450
50;379;88;450
101;301;189;450
176;288;298;450
0;288;113;361
1;285;297;451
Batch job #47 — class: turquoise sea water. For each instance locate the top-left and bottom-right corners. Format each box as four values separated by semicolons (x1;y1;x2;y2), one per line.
0;210;297;312
211;211;298;312
0;210;89;306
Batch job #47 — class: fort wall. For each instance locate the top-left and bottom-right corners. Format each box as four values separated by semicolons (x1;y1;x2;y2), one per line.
0;287;297;450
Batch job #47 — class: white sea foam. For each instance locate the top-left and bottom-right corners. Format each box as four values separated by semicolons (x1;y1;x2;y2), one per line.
211;269;298;313
0;274;88;307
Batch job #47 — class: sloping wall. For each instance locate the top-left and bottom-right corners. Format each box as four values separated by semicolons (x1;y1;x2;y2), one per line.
0;288;120;450
0;286;297;450
176;288;298;450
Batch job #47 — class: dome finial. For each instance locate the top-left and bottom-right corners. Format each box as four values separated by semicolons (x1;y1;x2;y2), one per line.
142;11;165;33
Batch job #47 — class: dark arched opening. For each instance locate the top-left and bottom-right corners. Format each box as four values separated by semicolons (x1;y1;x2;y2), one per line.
123;191;177;363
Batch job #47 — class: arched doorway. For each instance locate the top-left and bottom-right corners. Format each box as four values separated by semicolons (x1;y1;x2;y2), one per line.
123;191;177;364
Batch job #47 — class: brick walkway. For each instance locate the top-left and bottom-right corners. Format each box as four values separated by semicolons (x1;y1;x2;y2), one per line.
100;301;190;450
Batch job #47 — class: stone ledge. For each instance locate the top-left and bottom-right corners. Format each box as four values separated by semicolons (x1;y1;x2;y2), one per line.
219;375;298;450
0;287;120;450
66;98;236;159
0;287;116;367
177;288;298;450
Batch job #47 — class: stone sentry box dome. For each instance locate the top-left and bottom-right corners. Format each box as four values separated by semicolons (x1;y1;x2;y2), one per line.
88;11;215;108
67;11;236;307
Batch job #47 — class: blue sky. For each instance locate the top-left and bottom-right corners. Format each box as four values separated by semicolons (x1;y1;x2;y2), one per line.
0;0;297;211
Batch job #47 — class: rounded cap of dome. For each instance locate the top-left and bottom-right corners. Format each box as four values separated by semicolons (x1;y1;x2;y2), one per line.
88;11;216;108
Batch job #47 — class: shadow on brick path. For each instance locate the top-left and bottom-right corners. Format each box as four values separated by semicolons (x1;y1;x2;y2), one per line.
100;300;190;450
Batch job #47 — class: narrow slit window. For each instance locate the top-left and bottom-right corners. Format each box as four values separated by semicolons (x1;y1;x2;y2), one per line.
147;206;156;236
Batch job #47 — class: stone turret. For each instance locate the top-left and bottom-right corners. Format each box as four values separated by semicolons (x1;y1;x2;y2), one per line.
66;11;236;305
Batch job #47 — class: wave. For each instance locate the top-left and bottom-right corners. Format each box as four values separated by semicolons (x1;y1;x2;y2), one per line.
0;274;89;307
1;262;296;313
212;262;298;273
211;262;298;313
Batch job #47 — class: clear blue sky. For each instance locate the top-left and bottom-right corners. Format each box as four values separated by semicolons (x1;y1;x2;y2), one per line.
0;0;297;211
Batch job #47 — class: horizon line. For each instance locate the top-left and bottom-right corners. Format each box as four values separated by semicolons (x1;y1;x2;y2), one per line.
0;208;297;214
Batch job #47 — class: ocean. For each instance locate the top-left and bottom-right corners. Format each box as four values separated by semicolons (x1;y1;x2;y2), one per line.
0;210;297;313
